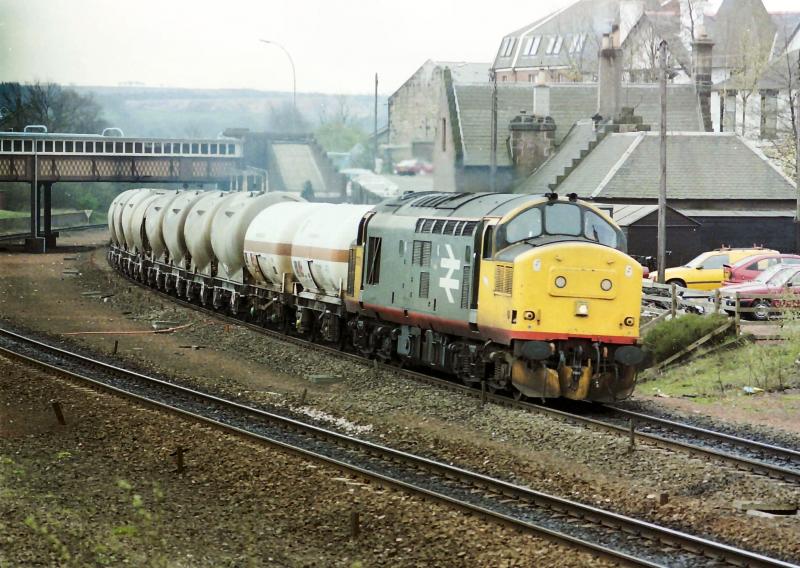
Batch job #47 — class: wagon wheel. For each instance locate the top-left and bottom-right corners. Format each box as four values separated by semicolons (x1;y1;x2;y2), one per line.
752;299;772;321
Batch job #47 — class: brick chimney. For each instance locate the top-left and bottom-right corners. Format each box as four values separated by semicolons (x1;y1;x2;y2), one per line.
692;26;714;132
508;111;555;179
597;27;623;122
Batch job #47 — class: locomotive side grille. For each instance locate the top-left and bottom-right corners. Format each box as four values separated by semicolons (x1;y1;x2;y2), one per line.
460;265;471;309
419;272;430;298
432;219;446;234
494;264;513;295
421;219;435;233
413;240;432;267
346;248;356;295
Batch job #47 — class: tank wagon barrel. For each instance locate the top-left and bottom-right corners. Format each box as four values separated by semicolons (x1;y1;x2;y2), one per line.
108;189;645;402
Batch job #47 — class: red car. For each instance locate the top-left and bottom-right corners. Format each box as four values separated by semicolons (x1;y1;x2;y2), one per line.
720;265;800;320
722;253;800;285
393;159;433;176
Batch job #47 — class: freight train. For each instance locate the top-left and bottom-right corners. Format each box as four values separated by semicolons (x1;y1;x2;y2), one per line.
107;188;645;402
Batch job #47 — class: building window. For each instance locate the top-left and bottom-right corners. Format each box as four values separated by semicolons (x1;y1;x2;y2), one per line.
500;37;516;57
528;36;542;55
570;34;586;54
441;118;446;151
545;36;557;55
553;36;564;54
528;74;534;82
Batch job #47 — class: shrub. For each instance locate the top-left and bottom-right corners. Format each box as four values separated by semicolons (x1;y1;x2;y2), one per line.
643;313;730;363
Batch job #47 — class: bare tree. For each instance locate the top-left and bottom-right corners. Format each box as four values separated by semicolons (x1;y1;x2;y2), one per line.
0;82;106;133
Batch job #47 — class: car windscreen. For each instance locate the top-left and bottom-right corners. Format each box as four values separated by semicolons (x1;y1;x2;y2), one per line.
767;267;799;286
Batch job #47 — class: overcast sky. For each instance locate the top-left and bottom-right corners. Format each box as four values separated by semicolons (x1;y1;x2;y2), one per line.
0;0;797;95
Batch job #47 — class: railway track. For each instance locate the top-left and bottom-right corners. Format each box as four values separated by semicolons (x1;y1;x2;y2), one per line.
109;263;800;486
0;325;796;568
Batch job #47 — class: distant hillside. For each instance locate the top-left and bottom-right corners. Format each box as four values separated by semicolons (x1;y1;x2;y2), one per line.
74;85;387;139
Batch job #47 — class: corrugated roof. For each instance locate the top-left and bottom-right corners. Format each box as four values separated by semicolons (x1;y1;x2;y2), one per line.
555;132;796;201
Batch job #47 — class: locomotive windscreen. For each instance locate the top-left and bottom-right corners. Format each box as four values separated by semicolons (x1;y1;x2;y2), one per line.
495;202;624;251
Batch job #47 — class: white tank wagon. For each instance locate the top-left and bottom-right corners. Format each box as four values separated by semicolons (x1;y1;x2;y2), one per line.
143;190;181;261
291;204;373;298
120;188;157;251
210;191;302;283
131;189;176;254
243;201;328;288
109;189;141;247
162;189;207;269
183;191;229;276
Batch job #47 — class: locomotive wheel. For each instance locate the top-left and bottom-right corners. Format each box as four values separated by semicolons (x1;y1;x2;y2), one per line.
511;387;525;401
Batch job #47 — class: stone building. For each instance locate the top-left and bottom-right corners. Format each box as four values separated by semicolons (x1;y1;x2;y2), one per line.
387;60;489;163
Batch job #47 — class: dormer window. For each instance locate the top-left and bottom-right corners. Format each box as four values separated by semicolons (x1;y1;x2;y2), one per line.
500;37;516;57
524;36;541;56
569;34;586;54
553;36;564;54
545;36;557;54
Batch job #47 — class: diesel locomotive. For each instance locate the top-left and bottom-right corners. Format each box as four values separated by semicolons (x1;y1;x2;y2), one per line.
108;189;644;402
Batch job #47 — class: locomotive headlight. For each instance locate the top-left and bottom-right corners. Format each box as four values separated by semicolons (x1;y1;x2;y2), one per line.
624;316;635;327
575;301;589;317
555;276;567;288
600;278;613;291
523;310;535;321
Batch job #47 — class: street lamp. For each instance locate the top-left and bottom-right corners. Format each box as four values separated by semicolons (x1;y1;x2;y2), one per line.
259;39;297;132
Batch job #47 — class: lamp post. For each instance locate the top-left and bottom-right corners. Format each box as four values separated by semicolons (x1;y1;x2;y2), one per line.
259;39;297;132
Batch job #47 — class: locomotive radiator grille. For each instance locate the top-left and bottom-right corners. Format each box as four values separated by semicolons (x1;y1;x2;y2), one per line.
494;264;513;295
460;266;471;309
419;272;430;299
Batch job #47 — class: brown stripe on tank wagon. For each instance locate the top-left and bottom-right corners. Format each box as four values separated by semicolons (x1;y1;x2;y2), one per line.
244;240;350;262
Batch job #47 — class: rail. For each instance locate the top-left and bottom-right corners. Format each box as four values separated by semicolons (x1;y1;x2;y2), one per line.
0;325;795;568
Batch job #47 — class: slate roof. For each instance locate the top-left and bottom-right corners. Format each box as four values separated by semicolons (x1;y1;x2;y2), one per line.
452;83;535;168
551;132;796;201
452;82;703;168
771;12;800;55
611;204;699;226
705;0;776;69
517;120;598;193
492;0;664;73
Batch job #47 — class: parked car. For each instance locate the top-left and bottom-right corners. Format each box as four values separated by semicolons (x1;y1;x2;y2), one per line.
720;265;800;320
393;159;433;176
722;253;800;285
655;247;778;290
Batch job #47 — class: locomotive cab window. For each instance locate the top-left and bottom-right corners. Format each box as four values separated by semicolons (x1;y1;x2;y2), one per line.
493;202;623;252
366;236;382;285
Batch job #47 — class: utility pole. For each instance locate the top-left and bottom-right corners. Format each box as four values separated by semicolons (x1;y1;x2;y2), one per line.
374;73;379;174
795;89;800;252
657;40;668;284
489;69;498;192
